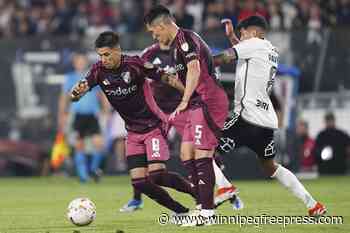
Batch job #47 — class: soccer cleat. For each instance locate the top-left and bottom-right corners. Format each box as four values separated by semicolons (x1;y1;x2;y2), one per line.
231;195;244;210
308;202;326;216
119;199;143;213
214;186;238;208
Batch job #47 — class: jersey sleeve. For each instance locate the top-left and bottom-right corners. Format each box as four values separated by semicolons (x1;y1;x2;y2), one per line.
140;47;152;61
177;33;200;64
233;38;261;59
85;63;100;89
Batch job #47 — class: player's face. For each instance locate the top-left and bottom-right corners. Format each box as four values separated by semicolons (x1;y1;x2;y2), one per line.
96;47;121;69
296;121;307;136
73;54;88;72
147;23;171;46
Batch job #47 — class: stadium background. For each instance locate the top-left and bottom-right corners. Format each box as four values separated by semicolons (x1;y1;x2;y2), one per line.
0;0;349;177
0;1;349;233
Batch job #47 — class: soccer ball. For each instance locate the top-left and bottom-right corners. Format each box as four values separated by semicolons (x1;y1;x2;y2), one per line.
67;197;96;226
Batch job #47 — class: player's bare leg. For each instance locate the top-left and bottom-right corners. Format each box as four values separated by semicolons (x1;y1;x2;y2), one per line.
259;158;326;216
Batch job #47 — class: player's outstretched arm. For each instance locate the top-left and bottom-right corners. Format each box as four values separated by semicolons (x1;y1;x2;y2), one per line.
213;48;237;66
221;19;240;46
171;60;200;117
70;79;90;102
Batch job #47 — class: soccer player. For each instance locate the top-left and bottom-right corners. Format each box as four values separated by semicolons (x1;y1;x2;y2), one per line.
120;41;243;212
144;5;230;224
214;16;326;216
70;31;196;214
58;51;109;183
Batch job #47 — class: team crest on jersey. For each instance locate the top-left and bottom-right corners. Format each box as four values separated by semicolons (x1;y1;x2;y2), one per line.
181;42;189;52
121;72;131;84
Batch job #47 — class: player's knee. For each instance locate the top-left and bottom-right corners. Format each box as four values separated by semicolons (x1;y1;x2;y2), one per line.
149;169;166;185
259;158;278;176
179;151;186;161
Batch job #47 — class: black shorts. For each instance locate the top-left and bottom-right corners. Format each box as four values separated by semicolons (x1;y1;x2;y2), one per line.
217;114;276;159
73;114;100;138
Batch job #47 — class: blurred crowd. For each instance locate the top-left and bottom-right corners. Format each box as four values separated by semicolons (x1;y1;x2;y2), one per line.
0;0;349;39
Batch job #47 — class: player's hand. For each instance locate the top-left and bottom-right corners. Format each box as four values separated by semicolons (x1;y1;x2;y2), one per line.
170;100;188;120
221;19;239;45
71;79;89;102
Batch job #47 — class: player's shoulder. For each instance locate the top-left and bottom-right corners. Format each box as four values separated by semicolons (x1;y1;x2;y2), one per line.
242;38;277;52
124;54;155;70
85;61;103;79
140;43;160;59
123;54;143;66
90;61;103;72
260;39;278;54
175;28;194;43
175;28;197;48
240;37;264;46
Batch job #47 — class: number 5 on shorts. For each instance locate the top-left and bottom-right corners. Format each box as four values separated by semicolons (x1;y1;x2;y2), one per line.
194;125;203;145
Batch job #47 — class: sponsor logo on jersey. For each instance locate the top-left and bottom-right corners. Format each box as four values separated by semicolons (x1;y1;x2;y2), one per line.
163;65;177;75
185;52;197;59
174;64;185;72
256;99;269;111
105;85;137;97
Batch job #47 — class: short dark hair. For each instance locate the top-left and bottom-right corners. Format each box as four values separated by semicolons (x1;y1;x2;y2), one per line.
325;112;335;121
95;31;120;48
237;15;268;32
144;5;171;25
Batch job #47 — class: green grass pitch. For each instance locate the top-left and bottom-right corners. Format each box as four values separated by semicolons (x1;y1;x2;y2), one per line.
0;175;348;233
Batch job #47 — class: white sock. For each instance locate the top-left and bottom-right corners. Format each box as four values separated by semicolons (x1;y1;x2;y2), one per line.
212;159;232;188
271;165;317;208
